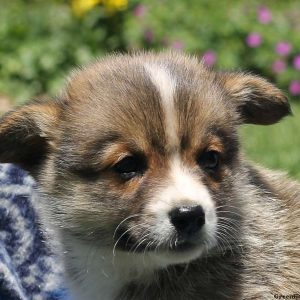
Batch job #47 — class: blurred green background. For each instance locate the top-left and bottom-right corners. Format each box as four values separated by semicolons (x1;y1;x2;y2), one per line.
0;0;299;178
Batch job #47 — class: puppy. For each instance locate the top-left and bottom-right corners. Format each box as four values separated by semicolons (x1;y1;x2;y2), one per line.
0;52;299;300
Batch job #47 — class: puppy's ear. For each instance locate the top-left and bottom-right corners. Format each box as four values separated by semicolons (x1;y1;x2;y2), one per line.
219;72;291;125
0;100;61;171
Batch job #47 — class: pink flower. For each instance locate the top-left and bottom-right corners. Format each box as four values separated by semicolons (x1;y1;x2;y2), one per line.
202;51;216;67
171;40;184;51
257;6;272;24
272;59;286;74
245;33;262;48
293;55;300;70
275;42;292;56
289;80;300;96
133;4;147;17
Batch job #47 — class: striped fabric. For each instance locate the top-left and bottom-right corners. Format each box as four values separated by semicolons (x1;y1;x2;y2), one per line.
0;164;69;300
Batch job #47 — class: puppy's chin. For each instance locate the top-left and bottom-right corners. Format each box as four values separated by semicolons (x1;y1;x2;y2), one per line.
115;235;217;268
113;222;218;268
149;245;207;267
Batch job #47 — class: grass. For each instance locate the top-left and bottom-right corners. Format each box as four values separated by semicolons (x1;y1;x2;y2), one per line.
240;101;300;180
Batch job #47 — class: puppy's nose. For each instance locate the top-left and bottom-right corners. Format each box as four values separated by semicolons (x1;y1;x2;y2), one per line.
169;205;205;235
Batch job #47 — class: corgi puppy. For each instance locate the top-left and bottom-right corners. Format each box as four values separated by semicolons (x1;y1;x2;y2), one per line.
0;52;299;300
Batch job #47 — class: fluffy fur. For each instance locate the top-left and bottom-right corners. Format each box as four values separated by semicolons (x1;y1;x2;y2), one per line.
0;52;299;300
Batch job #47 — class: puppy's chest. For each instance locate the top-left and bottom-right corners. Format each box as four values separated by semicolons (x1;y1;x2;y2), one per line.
65;238;157;300
65;244;126;300
68;250;241;300
117;273;239;300
116;254;246;300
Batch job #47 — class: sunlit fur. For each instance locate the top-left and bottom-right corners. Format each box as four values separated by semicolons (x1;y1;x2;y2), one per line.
0;52;299;300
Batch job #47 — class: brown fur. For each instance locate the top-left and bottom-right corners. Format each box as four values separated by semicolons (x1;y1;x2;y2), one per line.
0;51;299;299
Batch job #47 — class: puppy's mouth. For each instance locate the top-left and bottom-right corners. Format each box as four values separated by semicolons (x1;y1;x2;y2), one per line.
114;227;201;253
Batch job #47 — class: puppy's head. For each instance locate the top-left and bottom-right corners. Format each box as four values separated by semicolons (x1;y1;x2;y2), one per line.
0;52;290;266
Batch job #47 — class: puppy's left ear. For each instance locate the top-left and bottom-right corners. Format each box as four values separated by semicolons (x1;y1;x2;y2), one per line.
0;100;61;172
219;72;291;125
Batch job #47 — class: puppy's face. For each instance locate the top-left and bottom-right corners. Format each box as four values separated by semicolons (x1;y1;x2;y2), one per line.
0;52;290;266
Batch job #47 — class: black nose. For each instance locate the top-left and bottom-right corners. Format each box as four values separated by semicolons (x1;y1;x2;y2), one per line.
169;205;205;235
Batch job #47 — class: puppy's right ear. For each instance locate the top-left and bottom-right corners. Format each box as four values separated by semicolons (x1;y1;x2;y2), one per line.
0;100;61;172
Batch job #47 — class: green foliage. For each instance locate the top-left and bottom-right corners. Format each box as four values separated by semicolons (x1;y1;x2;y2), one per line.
1;0;300;103
125;1;300;97
241;101;300;180
0;0;131;103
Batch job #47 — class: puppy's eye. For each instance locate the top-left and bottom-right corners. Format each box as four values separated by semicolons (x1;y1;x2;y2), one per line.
113;155;146;180
197;151;220;172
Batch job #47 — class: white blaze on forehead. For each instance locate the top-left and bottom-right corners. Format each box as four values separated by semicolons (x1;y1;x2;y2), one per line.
154;157;214;212
144;63;179;146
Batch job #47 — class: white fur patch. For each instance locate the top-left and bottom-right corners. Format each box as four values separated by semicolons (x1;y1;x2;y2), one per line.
145;156;217;263
148;156;215;217
64;236;161;300
144;63;178;147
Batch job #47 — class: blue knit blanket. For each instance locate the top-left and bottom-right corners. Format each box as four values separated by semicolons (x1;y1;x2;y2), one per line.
0;164;69;300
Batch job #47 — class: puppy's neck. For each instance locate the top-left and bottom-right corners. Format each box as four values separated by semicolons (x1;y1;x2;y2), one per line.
63;235;161;300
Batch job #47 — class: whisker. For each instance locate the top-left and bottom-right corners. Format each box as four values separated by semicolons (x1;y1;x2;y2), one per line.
214;232;227;254
217;221;240;234
216;226;241;253
221;230;240;248
218;216;241;225
216;210;243;218
113;213;151;240
215;204;240;209
112;223;145;258
130;232;152;255
143;240;155;266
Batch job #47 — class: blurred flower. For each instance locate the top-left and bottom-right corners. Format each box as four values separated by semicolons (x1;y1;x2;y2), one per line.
289;80;300;96
245;33;262;48
71;0;127;16
133;4;147;17
293;55;300;70
103;0;127;13
171;40;184;51
71;0;101;16
202;51;216;66
275;42;292;56
144;29;154;44
257;6;272;24
272;59;286;74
